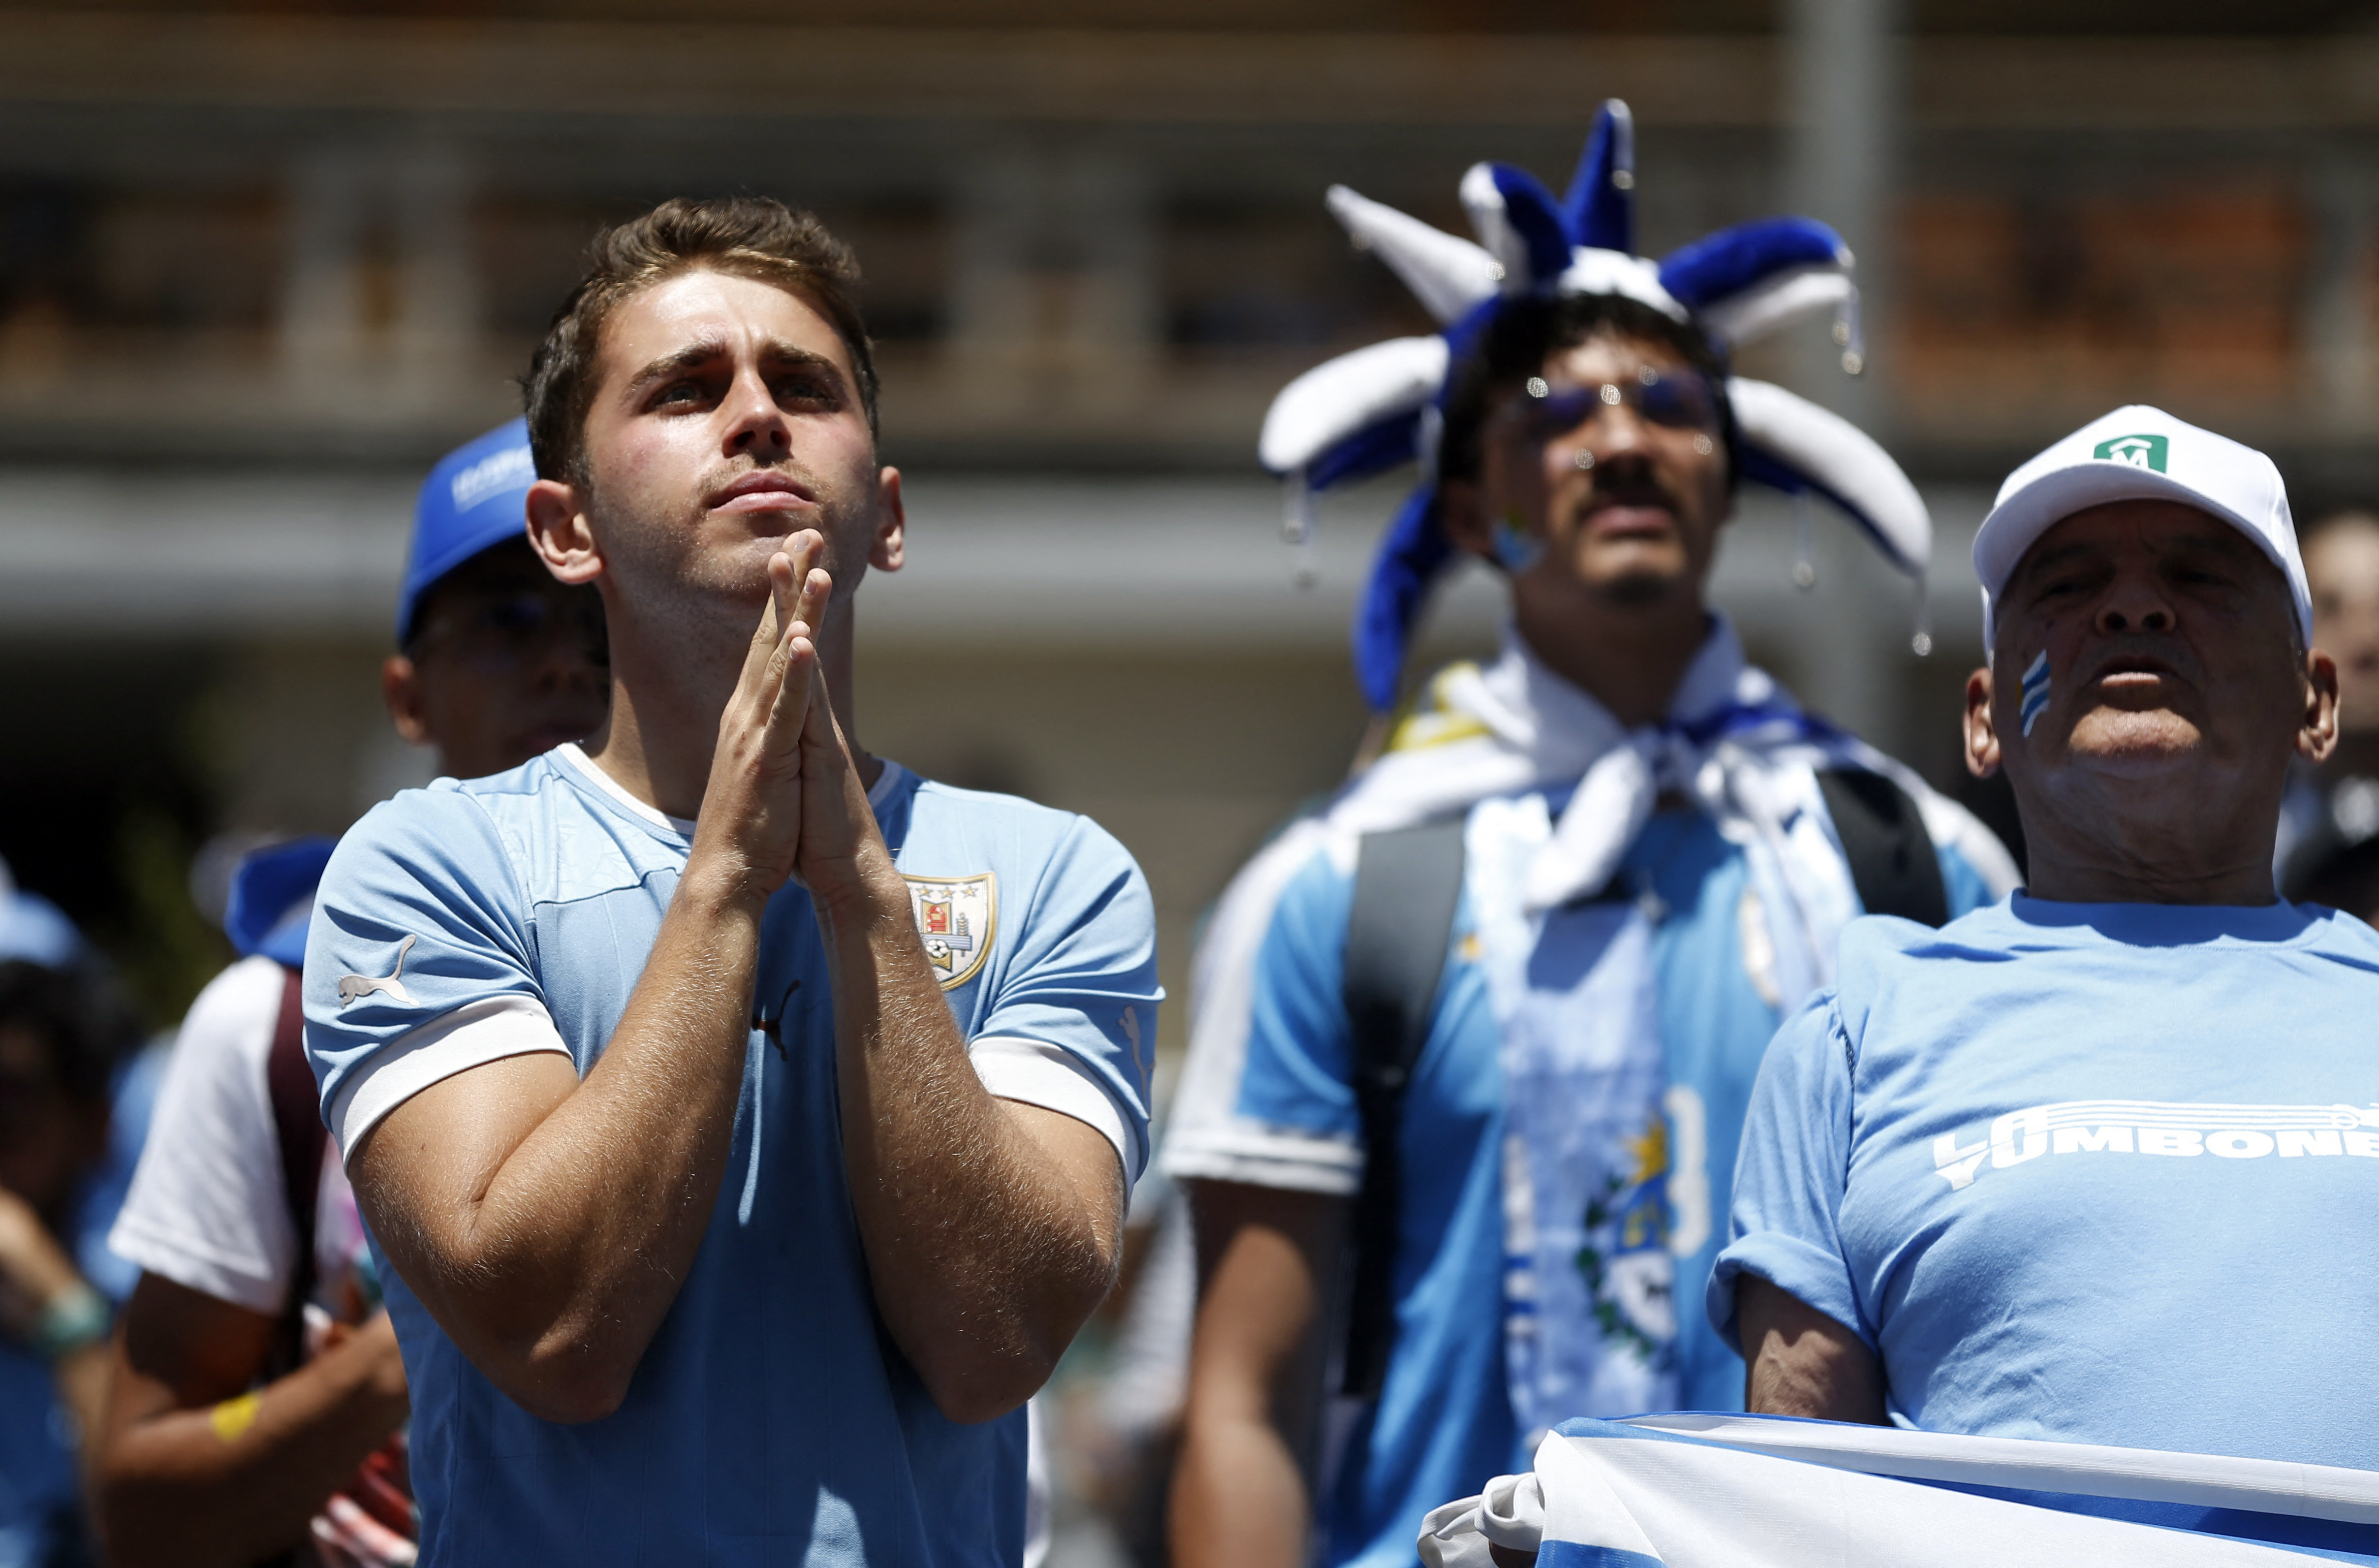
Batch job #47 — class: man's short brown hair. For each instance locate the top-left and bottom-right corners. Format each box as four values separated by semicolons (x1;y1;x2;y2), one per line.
523;196;880;487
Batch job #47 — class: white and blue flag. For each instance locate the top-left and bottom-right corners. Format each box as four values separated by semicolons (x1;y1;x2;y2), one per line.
1418;1414;2379;1566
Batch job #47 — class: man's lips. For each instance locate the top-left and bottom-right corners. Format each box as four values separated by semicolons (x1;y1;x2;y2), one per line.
706;471;818;513
1581;499;1678;540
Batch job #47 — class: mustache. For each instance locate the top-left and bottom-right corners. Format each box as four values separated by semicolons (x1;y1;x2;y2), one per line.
1578;458;1682;517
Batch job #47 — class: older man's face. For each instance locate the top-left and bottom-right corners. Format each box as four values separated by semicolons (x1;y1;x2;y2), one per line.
1973;499;2324;791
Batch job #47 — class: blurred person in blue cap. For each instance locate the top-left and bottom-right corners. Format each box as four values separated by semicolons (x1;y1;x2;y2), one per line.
90;419;605;1568
1162;104;2017;1568
1718;406;2379;1470
0;869;156;1568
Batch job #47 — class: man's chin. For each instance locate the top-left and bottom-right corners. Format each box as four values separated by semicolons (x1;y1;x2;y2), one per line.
2058;710;2210;776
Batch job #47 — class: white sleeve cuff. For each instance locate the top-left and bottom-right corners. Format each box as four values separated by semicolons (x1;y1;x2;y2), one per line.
971;1036;1141;1181
1160;1125;1365;1196
326;994;572;1165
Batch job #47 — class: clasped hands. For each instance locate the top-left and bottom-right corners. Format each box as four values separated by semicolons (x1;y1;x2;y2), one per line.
691;529;883;913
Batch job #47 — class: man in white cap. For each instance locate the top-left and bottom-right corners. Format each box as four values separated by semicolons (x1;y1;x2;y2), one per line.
1714;405;2379;1467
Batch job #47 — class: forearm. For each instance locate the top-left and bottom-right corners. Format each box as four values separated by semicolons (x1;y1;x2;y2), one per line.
365;863;765;1415
1170;1408;1311;1568
823;854;1119;1421
99;1331;408;1568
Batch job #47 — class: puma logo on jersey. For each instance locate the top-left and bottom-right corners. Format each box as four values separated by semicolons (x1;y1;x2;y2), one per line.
338;934;418;1006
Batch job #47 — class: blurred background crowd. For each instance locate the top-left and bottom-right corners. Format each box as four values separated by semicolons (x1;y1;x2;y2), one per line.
8;0;2379;1562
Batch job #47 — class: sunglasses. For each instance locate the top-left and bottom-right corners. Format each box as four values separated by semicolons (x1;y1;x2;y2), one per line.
411;588;607;672
1501;366;1721;446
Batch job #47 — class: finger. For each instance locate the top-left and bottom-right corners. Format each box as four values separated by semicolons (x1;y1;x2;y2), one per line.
762;627;818;762
793;566;832;646
737;550;798;696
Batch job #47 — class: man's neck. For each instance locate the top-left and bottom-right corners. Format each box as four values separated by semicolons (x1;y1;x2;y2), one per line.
2017;770;2281;906
1511;587;1709;730
584;595;874;822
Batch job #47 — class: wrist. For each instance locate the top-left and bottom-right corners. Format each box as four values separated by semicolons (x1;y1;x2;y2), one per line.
812;842;907;930
33;1280;109;1366
675;843;778;920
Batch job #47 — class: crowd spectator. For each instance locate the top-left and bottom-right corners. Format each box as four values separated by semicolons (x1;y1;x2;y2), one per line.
2278;507;2379;898
1164;113;2012;1568
92;419;605;1568
301;197;1159;1563
0;897;157;1568
1718;406;2379;1469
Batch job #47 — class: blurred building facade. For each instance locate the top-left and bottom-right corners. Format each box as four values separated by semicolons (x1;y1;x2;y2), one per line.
5;0;2379;1028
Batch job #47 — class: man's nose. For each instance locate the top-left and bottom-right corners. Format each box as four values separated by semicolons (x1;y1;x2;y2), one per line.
1570;400;1651;471
2095;572;2176;636
724;366;791;456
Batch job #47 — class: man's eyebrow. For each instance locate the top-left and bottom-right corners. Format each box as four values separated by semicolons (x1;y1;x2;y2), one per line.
621;337;729;400
2010;538;2100;587
619;337;848;401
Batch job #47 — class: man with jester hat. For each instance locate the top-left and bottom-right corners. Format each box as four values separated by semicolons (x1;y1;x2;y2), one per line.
1162;103;2018;1568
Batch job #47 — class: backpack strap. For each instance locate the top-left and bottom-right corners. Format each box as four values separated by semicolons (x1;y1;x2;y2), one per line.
266;964;327;1374
1815;767;1950;928
1338;816;1467;1400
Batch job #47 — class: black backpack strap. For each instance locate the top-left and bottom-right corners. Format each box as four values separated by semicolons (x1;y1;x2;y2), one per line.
1816;767;1950;928
266;964;327;1375
1338;816;1467;1400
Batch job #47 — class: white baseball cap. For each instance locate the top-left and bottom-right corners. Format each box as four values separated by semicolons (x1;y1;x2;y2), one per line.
1973;404;2309;650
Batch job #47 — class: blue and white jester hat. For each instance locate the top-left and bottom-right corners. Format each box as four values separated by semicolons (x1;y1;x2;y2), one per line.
1261;101;1932;711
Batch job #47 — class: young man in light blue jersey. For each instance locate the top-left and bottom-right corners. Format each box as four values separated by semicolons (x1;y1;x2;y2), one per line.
1165;108;2015;1568
1716;405;2379;1469
300;198;1160;1565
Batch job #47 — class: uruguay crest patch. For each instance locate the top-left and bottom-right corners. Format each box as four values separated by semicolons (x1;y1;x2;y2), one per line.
903;872;996;990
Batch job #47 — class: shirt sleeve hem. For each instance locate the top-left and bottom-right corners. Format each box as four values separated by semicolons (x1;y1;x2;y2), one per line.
326;994;570;1166
104;1217;287;1316
1706;1233;1875;1356
971;1036;1141;1182
1161;1127;1363;1197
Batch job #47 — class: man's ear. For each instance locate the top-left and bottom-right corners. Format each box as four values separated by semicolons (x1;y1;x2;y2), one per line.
1437;478;1496;564
526;479;603;586
869;466;906;574
382;653;431;746
2301;647;2342;766
1964;664;2002;779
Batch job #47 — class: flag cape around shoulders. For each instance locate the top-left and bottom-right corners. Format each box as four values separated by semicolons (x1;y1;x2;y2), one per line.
1417;1413;2379;1567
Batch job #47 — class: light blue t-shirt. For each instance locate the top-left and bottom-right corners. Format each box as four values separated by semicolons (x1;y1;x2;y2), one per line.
1225;800;1996;1568
1712;895;2379;1469
302;748;1161;1567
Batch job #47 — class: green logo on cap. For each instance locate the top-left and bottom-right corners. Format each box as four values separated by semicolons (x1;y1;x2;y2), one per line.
2093;433;2169;472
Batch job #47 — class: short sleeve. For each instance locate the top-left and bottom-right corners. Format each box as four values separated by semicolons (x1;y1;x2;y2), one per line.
109;958;296;1315
302;788;569;1163
1162;841;1365;1196
968;816;1164;1183
1705;990;1869;1354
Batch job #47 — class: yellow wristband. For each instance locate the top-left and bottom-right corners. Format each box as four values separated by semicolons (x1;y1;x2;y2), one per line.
209;1392;262;1443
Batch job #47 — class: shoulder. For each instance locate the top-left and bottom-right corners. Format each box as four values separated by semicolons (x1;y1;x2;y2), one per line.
1826;898;2015;1036
170;955;288;1080
321;759;581;904
905;778;1142;888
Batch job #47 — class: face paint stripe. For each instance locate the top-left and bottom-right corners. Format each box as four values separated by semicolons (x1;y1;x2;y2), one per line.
2020;650;2052;737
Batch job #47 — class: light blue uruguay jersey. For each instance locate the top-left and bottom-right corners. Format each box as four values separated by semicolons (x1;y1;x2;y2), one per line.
301;744;1160;1567
1166;797;1998;1568
1712;896;2379;1470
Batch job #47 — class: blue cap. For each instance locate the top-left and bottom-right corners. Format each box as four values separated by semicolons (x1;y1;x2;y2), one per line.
0;854;82;969
224;836;338;970
398;417;539;645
